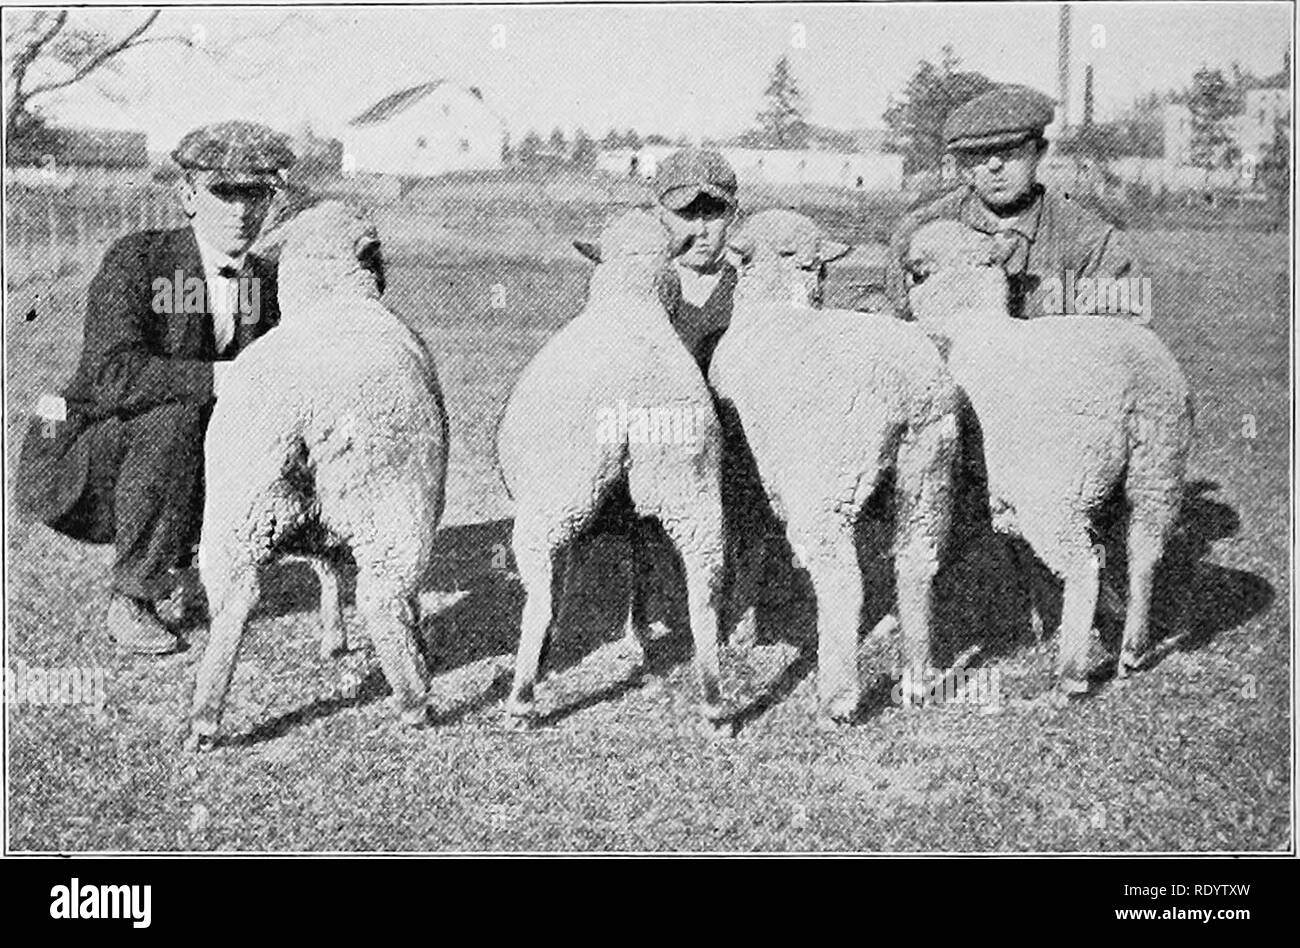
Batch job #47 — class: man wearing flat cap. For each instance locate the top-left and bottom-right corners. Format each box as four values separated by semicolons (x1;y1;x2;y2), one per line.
16;120;295;654
886;84;1138;319
651;146;740;372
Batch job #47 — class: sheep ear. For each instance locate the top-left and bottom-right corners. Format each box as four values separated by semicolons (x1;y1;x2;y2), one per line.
354;230;380;259
573;239;602;263
726;234;755;265
819;240;852;263
904;253;932;281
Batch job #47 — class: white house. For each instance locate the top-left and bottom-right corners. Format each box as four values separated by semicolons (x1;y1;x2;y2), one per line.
339;80;506;177
1163;86;1289;172
1237;87;1290;162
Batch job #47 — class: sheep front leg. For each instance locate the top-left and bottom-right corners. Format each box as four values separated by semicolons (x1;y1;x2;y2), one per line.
357;579;430;727
309;556;348;660
659;515;728;729
187;570;258;752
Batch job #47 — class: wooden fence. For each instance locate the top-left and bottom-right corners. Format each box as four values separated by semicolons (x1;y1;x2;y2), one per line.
5;182;186;281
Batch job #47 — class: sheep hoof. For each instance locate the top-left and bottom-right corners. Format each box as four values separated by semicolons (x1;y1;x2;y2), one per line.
1055;676;1090;700
399;704;431;728
503;698;538;731
821;696;860;726
320;641;350;662
613;633;647;668
1116;650;1142;678
503;712;536;733
698;709;735;739
184;721;217;753
817;711;854;730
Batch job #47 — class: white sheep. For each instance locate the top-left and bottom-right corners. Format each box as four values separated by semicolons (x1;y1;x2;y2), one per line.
905;219;1194;695
496;209;728;730
709;209;962;722
186;199;449;750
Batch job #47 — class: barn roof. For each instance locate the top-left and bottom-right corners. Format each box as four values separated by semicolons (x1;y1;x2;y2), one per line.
348;80;488;127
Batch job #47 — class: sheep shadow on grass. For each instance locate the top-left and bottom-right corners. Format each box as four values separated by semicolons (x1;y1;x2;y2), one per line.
930;476;1274;693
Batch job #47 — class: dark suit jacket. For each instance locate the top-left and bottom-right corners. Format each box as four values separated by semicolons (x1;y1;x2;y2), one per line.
17;226;280;541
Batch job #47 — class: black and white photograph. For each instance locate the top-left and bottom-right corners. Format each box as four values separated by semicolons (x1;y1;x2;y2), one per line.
1;1;1293;864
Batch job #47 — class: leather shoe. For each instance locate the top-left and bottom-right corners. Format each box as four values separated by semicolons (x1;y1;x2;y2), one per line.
106;594;180;655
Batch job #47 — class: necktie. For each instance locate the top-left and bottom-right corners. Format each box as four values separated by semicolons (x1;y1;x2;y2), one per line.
212;264;240;354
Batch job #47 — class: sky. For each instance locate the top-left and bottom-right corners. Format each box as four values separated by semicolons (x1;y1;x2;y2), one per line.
7;2;1294;153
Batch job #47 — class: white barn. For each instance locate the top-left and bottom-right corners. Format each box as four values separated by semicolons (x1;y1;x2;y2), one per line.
340;80;506;177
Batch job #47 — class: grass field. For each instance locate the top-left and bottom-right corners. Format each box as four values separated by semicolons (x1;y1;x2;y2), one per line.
3;196;1291;851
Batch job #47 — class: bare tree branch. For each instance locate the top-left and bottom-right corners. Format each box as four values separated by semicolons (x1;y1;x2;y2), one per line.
22;10;163;100
7;10;69;102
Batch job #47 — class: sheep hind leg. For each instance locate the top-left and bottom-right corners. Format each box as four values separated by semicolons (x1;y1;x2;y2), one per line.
1008;541;1047;644
356;574;430;728
308;556;348;661
1047;536;1102;697
803;535;864;724
1117;518;1168;677
619;519;654;667
505;543;572;726
656;519;728;728
186;568;259;752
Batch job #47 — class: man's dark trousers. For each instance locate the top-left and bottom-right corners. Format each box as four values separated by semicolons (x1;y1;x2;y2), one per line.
17;226;279;602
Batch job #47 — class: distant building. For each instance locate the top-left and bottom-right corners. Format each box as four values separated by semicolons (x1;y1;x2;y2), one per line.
1163;104;1194;166
1163;84;1289;172
721;148;903;191
596;134;904;191
1237;86;1290;162
340;80;506;177
52;126;148;169
595;145;677;180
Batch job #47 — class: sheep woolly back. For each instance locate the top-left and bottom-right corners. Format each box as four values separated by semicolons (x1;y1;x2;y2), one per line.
585;209;672;301
905;220;1014;325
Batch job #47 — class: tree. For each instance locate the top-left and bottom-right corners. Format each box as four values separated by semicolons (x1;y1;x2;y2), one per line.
1083;65;1095;128
623;128;642;150
1259;113;1290;206
548;127;567;154
1187;66;1237;169
644;132;671;146
5;10;184;161
755;54;810;148
571;127;597;168
883;46;995;173
601;128;621;149
517;129;542;166
500;131;513;166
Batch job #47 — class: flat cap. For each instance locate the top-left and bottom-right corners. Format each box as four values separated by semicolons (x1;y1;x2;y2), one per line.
944;86;1055;152
171;120;295;187
654;147;738;211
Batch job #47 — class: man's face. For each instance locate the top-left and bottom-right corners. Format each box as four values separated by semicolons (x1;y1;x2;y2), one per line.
659;195;736;272
957;138;1043;211
179;174;276;257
